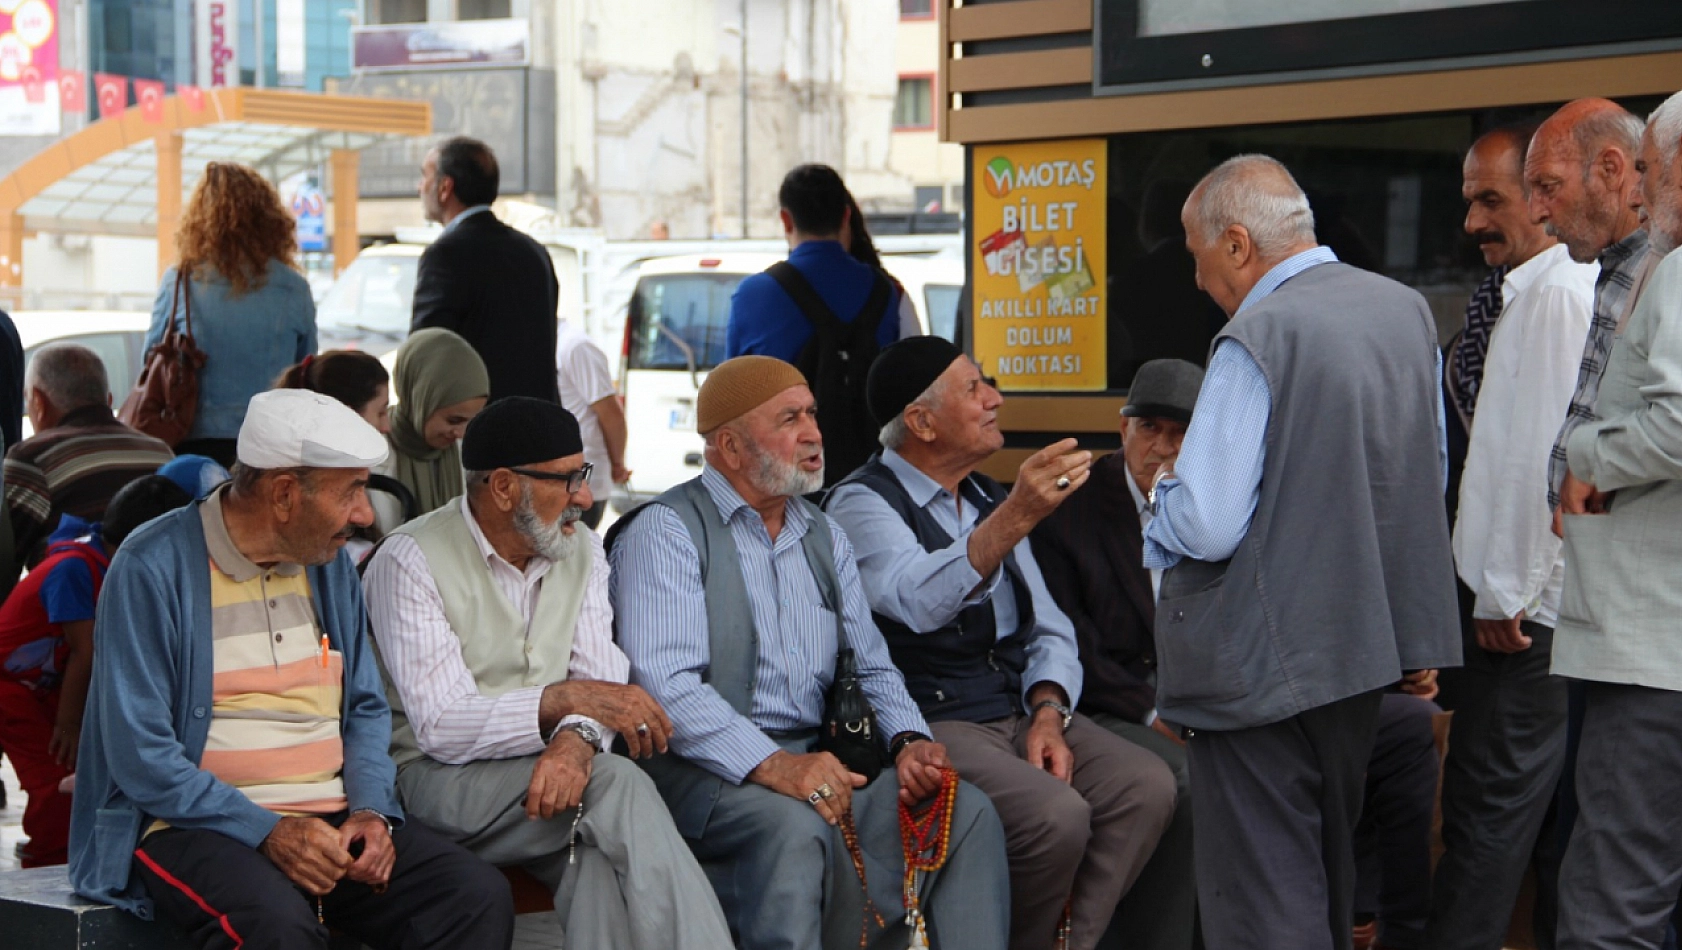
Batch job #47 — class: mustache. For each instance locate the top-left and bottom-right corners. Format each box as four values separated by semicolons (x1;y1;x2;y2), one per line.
559;505;586;525
1472;231;1506;245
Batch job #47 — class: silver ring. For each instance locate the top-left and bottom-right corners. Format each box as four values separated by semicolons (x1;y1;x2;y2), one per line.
1055;475;1072;490
807;790;824;805
817;783;836;801
635;722;650;736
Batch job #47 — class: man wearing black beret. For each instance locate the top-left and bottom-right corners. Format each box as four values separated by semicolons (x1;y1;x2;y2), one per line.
362;397;731;948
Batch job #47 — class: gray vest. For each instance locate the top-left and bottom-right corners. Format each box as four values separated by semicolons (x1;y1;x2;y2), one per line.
611;476;845;838
379;501;591;768
1155;261;1461;731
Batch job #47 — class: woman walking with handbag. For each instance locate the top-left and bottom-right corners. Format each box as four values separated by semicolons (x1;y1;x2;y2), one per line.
141;162;316;467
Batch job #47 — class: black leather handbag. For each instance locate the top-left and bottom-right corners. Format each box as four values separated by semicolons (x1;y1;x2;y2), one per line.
819;648;886;782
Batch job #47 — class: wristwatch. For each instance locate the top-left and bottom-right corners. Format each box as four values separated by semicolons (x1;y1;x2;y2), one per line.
549;720;603;749
1032;699;1073;732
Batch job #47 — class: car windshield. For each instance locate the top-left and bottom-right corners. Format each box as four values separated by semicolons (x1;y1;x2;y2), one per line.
924;284;961;341
316;254;419;337
626;273;741;371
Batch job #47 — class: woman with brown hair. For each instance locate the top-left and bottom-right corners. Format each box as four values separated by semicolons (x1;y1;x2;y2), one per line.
144;162;317;467
273;350;391;435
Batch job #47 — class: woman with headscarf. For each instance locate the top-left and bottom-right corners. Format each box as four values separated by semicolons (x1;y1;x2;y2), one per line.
370;328;489;536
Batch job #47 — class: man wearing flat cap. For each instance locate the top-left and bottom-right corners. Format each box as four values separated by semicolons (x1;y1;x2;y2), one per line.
68;390;514;950
827;338;1177;950
362;396;730;950
1029;358;1203;950
609;356;1010;950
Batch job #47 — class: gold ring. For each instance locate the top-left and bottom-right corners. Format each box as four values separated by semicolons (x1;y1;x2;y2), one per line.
1055;476;1071;490
817;783;836;800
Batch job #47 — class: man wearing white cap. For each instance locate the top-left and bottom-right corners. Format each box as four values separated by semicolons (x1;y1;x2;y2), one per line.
67;389;515;950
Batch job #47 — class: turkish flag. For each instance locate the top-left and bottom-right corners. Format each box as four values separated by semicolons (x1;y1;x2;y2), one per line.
135;80;165;123
180;84;205;112
94;73;127;120
59;70;83;112
20;66;43;104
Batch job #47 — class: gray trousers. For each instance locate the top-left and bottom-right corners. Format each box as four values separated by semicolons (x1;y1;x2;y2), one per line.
643;746;1010;950
934;712;1178;950
1187;689;1383;950
397;751;732;950
1558;681;1682;950
1087;711;1198;950
1426;621;1568;950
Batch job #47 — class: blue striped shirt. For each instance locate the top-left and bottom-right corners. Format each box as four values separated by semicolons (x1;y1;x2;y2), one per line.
1144;248;1448;568
608;466;928;784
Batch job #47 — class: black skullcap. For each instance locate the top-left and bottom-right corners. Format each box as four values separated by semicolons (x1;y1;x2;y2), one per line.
866;336;966;426
461;397;584;470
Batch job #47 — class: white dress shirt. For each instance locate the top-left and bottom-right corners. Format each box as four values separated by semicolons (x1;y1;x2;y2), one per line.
1124;471;1161;602
362;497;626;765
1453;243;1598;627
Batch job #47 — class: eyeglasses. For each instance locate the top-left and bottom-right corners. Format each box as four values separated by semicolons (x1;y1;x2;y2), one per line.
507;463;594;493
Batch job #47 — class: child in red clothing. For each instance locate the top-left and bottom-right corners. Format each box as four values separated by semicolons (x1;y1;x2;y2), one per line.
0;475;190;866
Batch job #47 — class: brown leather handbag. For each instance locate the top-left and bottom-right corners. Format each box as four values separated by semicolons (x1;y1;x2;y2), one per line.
120;267;207;447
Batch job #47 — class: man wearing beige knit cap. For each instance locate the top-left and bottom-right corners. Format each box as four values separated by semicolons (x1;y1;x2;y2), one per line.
608;355;1011;950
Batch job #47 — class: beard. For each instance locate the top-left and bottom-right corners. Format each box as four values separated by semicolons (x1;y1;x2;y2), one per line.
743;437;824;497
514;491;586;561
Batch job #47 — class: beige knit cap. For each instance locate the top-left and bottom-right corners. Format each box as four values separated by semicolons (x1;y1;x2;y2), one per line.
697;356;810;434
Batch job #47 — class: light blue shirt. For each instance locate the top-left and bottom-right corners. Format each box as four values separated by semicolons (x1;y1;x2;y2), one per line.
826;448;1085;709
609;467;928;784
443;204;493;234
1144;248;1448;569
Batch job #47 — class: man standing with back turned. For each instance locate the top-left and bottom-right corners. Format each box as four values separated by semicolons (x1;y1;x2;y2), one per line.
412;136;562;404
1144;155;1460;950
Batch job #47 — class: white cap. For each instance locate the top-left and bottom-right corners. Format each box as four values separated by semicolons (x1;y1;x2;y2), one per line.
237;389;389;470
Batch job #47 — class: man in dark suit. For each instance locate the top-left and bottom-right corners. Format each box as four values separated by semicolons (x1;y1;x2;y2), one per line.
1032;358;1200;950
410;136;561;404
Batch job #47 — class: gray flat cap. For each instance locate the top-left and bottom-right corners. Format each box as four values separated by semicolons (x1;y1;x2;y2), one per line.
1122;359;1205;423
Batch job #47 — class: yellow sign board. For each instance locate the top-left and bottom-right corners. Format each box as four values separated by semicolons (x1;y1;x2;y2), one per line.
971;138;1107;391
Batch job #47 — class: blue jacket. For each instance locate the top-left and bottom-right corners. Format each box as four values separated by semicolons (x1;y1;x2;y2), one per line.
148;262;317;442
725;241;902;361
67;501;401;919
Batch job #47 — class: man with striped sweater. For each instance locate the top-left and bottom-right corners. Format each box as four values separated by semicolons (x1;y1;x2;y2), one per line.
68;389;513;950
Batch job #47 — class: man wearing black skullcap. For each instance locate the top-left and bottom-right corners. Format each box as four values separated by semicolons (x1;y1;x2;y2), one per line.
827;339;1177;950
362;396;731;949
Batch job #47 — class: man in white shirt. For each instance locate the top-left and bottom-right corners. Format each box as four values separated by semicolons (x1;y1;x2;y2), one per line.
1427;124;1599;950
555;318;629;529
362;397;731;950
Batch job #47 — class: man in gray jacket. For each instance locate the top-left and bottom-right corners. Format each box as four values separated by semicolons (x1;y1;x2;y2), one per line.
1553;88;1682;950
1143;155;1460;950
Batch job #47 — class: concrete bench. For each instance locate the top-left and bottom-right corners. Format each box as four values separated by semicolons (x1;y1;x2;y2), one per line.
0;866;363;949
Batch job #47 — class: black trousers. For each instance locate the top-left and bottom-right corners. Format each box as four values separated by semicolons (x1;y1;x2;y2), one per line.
134;815;514;950
1354;693;1441;950
1188;689;1384;950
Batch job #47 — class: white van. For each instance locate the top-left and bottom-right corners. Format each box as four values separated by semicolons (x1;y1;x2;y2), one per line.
614;252;964;509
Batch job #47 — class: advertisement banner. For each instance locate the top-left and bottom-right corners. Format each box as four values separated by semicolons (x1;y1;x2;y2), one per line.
971;139;1108;392
353;19;529;72
195;0;238;88
0;0;58;136
290;182;325;252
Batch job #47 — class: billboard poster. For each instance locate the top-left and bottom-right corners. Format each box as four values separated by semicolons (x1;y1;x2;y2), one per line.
352;19;529;72
291;181;325;252
0;0;59;136
971;138;1108;392
196;0;238;88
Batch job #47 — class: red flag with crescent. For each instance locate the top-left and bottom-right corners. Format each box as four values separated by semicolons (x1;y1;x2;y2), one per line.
93;72;126;119
135;79;164;123
180;84;204;112
58;70;83;112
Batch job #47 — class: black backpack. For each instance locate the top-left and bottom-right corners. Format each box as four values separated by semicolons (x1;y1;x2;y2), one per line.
766;261;893;490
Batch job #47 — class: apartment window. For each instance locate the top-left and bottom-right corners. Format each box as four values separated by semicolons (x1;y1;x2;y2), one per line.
367;0;426;24
900;0;935;18
893;76;933;130
458;0;512;19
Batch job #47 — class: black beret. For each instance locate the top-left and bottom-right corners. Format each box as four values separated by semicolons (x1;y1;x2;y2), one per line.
461;397;584;470
866;336;966;426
